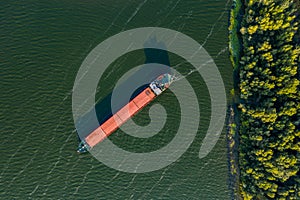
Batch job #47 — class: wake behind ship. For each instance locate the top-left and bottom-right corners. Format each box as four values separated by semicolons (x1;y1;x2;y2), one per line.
77;73;174;153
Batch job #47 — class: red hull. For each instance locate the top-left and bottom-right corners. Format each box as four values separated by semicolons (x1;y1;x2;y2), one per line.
85;87;156;147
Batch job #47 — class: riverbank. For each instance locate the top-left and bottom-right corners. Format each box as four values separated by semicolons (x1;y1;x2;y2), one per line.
228;0;242;69
226;104;241;200
227;0;242;199
229;0;300;199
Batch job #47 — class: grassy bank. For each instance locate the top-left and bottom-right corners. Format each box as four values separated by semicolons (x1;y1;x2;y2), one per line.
226;104;241;200
229;0;243;68
228;0;243;199
229;0;300;199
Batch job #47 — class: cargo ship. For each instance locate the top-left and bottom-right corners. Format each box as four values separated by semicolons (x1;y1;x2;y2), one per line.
77;73;174;153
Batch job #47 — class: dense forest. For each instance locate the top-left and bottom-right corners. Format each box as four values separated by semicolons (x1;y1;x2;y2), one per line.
230;0;300;199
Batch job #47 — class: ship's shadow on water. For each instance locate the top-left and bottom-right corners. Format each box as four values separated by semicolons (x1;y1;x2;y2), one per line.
76;38;171;140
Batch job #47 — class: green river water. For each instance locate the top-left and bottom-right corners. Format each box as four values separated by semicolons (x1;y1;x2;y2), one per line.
1;0;233;199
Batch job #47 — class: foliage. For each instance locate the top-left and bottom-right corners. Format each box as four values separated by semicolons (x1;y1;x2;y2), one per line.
229;0;243;68
236;0;300;199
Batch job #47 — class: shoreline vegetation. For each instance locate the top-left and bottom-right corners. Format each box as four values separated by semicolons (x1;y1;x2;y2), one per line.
227;104;241;200
228;0;300;199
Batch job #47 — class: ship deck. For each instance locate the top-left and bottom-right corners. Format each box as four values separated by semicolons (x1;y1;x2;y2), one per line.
85;87;156;147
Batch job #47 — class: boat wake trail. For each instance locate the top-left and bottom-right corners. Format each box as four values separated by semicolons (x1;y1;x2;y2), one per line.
172;46;228;83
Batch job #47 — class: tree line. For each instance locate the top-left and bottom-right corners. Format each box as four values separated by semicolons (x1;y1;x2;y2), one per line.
235;0;300;199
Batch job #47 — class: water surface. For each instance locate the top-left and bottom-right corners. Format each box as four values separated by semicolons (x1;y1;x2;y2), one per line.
1;0;232;199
